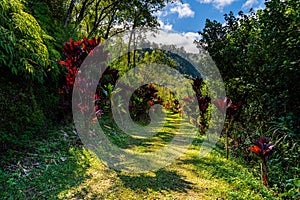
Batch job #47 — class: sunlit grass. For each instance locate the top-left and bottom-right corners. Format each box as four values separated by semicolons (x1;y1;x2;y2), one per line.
57;141;277;199
1;114;278;199
58;112;276;199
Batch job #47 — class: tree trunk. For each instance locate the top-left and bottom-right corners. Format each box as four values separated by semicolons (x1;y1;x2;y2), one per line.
64;0;75;28
225;128;229;160
261;158;267;185
225;117;233;160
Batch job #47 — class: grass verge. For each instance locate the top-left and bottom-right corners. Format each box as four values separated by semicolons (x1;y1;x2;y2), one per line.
0;114;278;199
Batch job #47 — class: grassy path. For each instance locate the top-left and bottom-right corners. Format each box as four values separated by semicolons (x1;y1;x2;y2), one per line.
0;113;277;199
56;145;276;199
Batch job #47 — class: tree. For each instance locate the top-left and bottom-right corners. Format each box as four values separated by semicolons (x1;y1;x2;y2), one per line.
63;0;171;38
197;0;299;196
0;0;56;82
198;0;299;126
0;0;65;150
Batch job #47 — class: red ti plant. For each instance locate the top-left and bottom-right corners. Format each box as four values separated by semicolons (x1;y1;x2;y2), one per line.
212;97;242;159
197;96;211;132
213;97;232;114
248;136;283;185
128;83;163;123
58;37;107;118
183;76;211;133
58;37;101;94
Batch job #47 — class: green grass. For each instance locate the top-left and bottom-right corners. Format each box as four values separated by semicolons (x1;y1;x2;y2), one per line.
0;113;278;199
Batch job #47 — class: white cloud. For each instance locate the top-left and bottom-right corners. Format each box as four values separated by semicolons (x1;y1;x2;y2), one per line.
162;24;173;31
155;9;169;18
170;2;195;19
158;20;173;31
198;0;236;10
146;30;200;53
242;0;258;8
182;32;202;41
253;0;265;11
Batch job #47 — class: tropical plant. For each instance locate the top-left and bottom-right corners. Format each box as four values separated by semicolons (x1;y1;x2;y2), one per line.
213;97;242;159
197;0;299;196
249;136;284;185
57;37;103;113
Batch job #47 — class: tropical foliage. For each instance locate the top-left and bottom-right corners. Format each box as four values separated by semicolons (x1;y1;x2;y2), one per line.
0;0;299;199
198;0;299;197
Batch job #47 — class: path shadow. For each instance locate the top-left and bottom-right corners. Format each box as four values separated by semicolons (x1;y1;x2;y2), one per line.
117;169;193;192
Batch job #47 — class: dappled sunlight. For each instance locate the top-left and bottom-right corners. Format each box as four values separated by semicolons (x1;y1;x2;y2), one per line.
55;108;276;199
56;139;275;199
1;0;297;198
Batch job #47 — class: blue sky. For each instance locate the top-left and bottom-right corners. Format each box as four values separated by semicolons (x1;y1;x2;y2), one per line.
156;0;265;37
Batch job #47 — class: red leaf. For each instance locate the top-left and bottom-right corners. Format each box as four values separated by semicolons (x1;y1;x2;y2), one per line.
259;136;269;144
263;174;267;185
57;60;67;66
248;145;261;155
263;145;275;156
148;101;154;106
213;97;231;113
